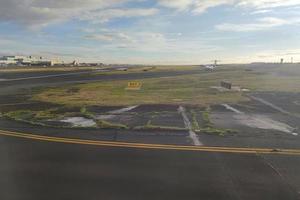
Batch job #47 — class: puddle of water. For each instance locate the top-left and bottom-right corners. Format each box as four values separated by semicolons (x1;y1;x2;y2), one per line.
60;117;96;127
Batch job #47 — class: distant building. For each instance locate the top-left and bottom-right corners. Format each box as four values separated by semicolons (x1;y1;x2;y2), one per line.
0;56;18;65
0;55;63;66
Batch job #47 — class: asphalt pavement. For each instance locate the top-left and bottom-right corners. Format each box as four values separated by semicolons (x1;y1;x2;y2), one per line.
0;135;299;200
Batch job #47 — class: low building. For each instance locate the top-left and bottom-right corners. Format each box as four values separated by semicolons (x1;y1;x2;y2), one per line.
0;56;18;65
0;55;62;66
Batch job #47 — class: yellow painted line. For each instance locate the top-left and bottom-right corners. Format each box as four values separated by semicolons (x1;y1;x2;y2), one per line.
1;130;300;155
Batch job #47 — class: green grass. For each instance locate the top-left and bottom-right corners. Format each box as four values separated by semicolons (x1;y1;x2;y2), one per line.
190;109;201;131
2;110;46;126
3;110;35;121
96;120;128;129
202;107;214;128
80;106;95;119
34;67;260;107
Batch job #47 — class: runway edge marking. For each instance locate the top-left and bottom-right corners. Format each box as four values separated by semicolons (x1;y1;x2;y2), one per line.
1;130;300;155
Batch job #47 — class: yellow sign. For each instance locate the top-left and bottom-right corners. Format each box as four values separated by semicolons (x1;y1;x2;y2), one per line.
126;81;142;90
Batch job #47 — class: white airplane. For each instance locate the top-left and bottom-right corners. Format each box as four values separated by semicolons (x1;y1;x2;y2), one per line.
205;65;215;70
205;60;220;71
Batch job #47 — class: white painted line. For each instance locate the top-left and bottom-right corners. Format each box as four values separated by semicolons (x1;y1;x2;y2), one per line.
222;104;298;136
96;105;139;120
178;106;203;146
222;104;244;114
248;95;290;115
109;105;139;114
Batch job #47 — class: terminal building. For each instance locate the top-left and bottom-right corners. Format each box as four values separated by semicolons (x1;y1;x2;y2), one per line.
0;56;62;66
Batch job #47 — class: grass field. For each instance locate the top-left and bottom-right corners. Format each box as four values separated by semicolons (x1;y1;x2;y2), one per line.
33;67;253;106
27;65;300;107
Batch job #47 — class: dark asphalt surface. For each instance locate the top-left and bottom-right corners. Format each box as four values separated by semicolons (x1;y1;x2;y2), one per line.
0;67;300;200
1;135;299;200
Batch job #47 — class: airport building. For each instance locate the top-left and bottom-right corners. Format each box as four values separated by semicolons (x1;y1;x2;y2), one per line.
0;55;62;66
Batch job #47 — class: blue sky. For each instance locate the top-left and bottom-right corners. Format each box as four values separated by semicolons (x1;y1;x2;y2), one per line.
1;0;300;64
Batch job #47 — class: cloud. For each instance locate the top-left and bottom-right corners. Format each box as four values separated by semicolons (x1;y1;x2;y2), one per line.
79;8;159;23
257;49;300;58
237;0;300;9
0;0;155;28
158;0;300;14
250;9;272;15
85;29;221;57
85;32;134;42
157;0;194;10
158;0;233;14
215;17;298;32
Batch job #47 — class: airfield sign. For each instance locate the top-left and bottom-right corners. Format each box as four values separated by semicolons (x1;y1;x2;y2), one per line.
126;81;142;90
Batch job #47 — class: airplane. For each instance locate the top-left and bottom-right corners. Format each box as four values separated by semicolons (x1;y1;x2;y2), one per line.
205;60;220;71
205;65;215;70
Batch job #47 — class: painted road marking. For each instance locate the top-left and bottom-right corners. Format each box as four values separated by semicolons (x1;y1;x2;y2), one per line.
109;105;139;114
178;106;203;146
222;104;244;114
96;105;139;120
248;95;290;115
222;104;298;136
0;130;300;155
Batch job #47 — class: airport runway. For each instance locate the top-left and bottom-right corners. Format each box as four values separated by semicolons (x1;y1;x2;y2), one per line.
0;68;300;200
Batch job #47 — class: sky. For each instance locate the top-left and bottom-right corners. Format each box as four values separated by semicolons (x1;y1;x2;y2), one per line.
1;0;300;64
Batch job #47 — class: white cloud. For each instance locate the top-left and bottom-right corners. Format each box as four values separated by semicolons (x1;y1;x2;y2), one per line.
158;0;300;14
0;0;156;28
192;0;234;14
85;32;134;42
85;29;221;58
158;0;194;10
250;9;272;15
79;8;159;23
215;17;299;32
237;0;300;9
158;0;234;14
